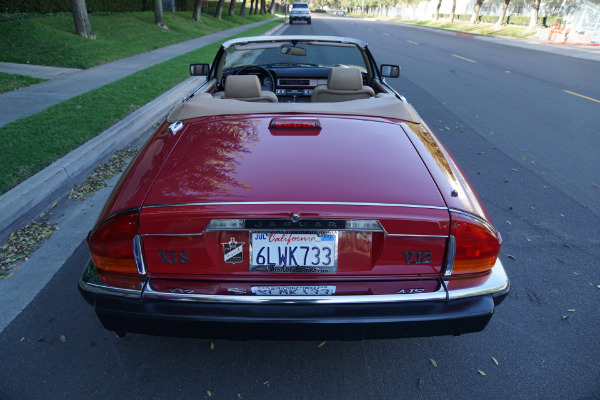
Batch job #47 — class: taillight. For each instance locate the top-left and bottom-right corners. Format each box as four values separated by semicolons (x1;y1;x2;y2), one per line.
87;209;139;275
448;211;501;275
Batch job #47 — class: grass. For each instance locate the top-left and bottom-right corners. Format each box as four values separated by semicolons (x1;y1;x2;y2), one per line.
0;19;281;194
396;19;536;38
0;72;46;93
0;12;275;69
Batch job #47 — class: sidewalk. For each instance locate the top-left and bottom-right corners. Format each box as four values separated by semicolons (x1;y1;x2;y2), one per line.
0;19;276;128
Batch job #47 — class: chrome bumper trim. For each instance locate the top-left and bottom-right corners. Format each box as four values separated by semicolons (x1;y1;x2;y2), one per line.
80;259;509;305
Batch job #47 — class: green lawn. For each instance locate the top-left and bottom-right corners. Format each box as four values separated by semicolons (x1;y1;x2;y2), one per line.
398;20;536;38
0;72;45;93
0;12;275;69
0;19;281;194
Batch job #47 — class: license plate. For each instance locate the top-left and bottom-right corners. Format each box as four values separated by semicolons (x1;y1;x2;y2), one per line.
250;232;338;273
251;286;336;296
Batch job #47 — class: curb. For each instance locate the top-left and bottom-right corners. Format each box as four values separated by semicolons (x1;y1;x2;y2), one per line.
0;22;285;242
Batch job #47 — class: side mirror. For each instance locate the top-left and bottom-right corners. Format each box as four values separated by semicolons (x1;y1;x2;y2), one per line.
190;63;210;76
380;64;400;78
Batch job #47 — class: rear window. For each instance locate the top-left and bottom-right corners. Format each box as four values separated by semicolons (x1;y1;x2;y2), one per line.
292;3;308;8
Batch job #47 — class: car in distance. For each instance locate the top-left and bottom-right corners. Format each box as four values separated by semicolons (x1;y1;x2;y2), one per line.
290;2;311;24
79;35;510;340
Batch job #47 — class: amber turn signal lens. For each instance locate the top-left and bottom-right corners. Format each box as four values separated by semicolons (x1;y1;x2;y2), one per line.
87;210;139;275
450;211;501;275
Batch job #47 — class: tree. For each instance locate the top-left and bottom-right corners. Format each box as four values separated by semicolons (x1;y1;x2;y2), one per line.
528;0;541;31
71;0;95;39
228;0;236;16
435;0;442;21
450;0;457;22
215;0;226;18
495;0;510;26
260;0;266;13
193;0;203;22
154;0;168;29
240;0;248;16
469;0;484;24
268;0;275;13
249;0;255;14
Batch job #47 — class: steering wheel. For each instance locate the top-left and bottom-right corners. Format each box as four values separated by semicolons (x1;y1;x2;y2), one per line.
233;65;275;92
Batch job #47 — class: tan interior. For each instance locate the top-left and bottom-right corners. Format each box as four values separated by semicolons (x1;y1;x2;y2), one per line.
168;93;421;124
311;68;376;102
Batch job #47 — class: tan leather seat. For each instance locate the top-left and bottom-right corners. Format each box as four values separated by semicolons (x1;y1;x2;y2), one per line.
311;68;375;102
215;75;278;103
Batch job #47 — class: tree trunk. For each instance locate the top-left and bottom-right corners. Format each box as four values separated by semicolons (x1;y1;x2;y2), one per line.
228;0;235;16
469;0;484;24
528;0;541;31
496;0;510;26
215;0;226;18
249;0;254;14
435;0;442;21
450;0;456;22
260;0;266;14
154;0;168;29
193;0;202;21
71;0;95;39
268;0;275;13
240;0;247;16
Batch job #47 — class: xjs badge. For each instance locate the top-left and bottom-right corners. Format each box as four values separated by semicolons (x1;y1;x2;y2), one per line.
222;237;244;264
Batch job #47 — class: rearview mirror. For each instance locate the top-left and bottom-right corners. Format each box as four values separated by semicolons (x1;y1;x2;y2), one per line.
380;64;400;78
190;63;210;76
280;45;307;56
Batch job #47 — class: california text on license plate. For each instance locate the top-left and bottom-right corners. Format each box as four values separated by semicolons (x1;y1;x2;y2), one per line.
250;232;338;273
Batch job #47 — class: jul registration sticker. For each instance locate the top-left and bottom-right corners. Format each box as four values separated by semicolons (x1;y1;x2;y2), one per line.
222;237;244;264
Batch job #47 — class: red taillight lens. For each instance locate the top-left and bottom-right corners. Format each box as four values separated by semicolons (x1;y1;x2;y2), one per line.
87;210;139;275
450;211;501;275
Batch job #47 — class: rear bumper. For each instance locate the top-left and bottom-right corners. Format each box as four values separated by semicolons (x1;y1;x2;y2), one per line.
79;260;510;340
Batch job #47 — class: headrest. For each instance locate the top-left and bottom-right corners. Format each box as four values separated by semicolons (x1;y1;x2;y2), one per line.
327;68;364;91
225;75;262;98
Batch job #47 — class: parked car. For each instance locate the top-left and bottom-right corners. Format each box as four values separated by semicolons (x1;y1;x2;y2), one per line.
290;2;311;24
79;35;510;340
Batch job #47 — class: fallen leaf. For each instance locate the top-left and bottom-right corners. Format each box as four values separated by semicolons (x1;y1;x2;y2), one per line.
526;238;531;242
318;341;326;348
207;390;212;397
492;357;498;366
562;315;569;321
417;379;425;388
508;255;516;260
20;337;25;342
60;335;66;343
263;381;270;385
210;342;215;350
573;272;580;276
429;358;438;367
597;285;600;289
445;126;450;131
237;394;243;399
478;370;486;376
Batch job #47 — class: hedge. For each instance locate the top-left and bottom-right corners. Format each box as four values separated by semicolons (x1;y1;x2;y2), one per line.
436;13;562;27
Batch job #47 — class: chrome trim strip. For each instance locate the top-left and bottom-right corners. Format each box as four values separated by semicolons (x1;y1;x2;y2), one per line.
444;235;456;276
144;201;448;210
141;233;206;237
387;234;448;238
133;235;146;275
142;283;449;304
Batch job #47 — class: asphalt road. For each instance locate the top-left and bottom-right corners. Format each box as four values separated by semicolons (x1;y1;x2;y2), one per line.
1;15;598;400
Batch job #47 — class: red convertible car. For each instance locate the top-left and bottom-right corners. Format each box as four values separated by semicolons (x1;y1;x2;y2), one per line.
79;35;509;340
